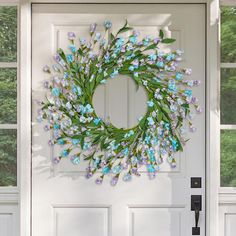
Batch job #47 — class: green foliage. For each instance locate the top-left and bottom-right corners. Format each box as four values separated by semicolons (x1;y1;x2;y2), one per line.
0;68;17;124
221;6;236;62
0;6;17;62
221;130;236;187
0;130;17;186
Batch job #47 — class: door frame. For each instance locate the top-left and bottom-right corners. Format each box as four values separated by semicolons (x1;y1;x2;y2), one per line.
19;1;220;236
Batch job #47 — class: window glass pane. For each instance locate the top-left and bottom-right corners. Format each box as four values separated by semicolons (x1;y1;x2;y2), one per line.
0;6;17;62
220;68;236;124
221;130;236;187
0;68;17;124
221;6;236;63
0;129;17;186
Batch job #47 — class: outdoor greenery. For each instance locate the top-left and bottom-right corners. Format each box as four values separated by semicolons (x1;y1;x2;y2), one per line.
220;6;236;187
221;130;236;187
221;6;236;62
0;68;17;124
0;6;17;62
0;130;17;186
0;6;17;186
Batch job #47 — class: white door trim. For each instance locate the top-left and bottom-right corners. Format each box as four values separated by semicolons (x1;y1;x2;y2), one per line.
19;1;220;236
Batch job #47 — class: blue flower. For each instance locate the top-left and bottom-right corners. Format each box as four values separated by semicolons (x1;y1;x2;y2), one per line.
115;37;125;47
104;20;112;29
94;32;101;41
134;72;139;77
147;100;154;107
79;38;86;45
168;80;176;92
147;149;155;162
112;165;122;174
122;147;129;156
166;54;175;61
85;104;94;113
69;45;76;53
53;123;60;130
148;54;157;61
57;139;65;145
100;79;106;84
164;123;170;130
144;135;151;144
71;155;80;165
64;72;69;79
52;87;60;97
129;35;137;44
123;173;132;182
147;164;155;173
72;139;80;145
61;149;69;157
176;72;183;81
111;69;119;78
83;142;90;150
172;139;178;151
93;118;101;125
147;117;155;126
129;66;135;71
156;61;164;68
102;166;110;174
68;32;76;40
66;54;74;63
184;90;192;97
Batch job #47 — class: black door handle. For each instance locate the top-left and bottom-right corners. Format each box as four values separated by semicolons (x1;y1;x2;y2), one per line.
191;195;202;235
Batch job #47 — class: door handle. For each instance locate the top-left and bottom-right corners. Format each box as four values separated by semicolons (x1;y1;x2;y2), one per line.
191;195;202;235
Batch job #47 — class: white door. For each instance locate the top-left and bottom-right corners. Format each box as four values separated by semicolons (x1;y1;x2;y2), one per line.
32;4;205;236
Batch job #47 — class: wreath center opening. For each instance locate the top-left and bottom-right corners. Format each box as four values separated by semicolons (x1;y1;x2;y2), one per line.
92;75;148;129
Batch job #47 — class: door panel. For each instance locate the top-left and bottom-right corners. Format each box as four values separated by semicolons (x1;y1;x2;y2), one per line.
32;4;205;236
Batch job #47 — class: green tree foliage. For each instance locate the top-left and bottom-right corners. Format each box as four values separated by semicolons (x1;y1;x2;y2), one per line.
220;7;236;187
0;6;17;62
220;68;236;124
221;6;236;62
0;68;17;124
0;130;17;186
221;130;236;187
0;6;17;186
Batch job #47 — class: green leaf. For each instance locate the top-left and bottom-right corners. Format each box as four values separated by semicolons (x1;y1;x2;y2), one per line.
143;43;157;51
159;29;164;39
162;38;176;44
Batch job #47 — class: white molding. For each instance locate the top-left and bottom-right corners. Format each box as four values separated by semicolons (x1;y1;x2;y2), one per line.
219;192;236;204
0;1;19;5
19;1;31;236
0;124;18;129
18;1;220;236
220;0;236;6
206;1;220;236
220;124;236;130
220;63;236;68
0;62;17;68
0;193;19;204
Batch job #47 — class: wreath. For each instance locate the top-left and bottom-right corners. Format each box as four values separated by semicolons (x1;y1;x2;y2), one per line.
37;20;202;185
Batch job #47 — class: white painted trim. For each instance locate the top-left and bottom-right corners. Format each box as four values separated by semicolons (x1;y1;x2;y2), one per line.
0;62;17;68
19;1;31;236
220;125;236;130
18;1;220;236
206;1;220;236
0;124;18;129
220;0;236;6
0;1;19;5
220;63;236;68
